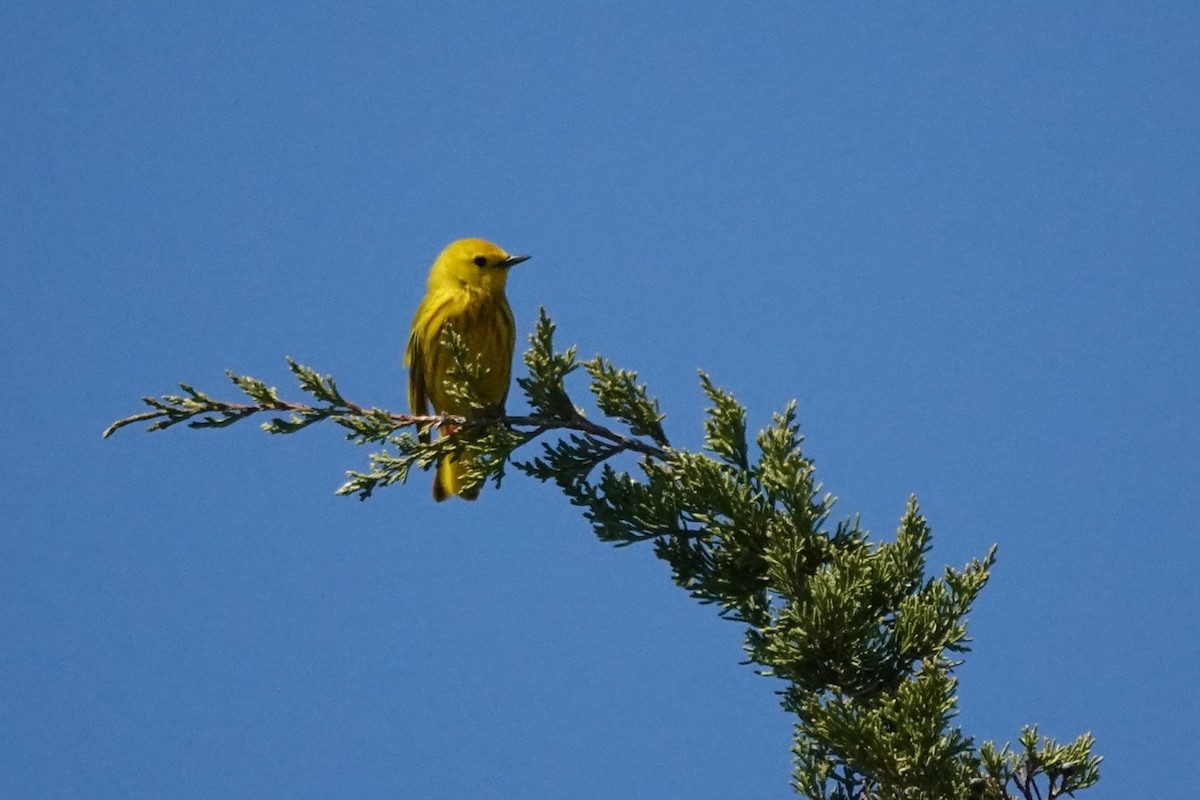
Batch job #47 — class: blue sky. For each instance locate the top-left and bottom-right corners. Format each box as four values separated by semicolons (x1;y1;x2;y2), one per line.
3;3;1198;798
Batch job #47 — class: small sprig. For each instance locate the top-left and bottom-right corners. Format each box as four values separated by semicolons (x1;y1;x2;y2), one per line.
439;326;492;414
518;308;581;420
980;726;1101;800
104;358;381;440
584;356;669;447
699;371;749;470
100;383;261;438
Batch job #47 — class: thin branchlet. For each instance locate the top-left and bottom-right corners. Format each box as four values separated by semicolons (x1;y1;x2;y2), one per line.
105;399;665;460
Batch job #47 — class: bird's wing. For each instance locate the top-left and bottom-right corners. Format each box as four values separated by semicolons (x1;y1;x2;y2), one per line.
498;300;516;410
404;315;431;444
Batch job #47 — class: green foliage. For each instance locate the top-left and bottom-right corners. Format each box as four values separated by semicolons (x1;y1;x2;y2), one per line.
583;355;669;446
438;326;493;415
104;308;1101;798
979;727;1102;800
517;308;580;421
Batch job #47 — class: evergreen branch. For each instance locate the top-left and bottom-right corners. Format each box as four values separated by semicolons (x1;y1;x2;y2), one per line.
104;374;405;440
106;364;665;461
104;349;668;503
103;310;1102;798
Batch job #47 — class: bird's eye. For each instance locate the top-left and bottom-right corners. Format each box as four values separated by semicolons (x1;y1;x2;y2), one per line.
473;255;488;268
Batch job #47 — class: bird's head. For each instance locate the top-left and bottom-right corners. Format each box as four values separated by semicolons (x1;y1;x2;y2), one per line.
427;238;530;294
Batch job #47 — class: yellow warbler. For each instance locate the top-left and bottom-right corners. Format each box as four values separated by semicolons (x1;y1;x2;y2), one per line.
404;238;529;501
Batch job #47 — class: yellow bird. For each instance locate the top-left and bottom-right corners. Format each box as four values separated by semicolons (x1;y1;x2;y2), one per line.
405;238;530;501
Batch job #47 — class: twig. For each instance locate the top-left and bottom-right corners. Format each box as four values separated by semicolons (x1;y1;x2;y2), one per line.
104;389;668;460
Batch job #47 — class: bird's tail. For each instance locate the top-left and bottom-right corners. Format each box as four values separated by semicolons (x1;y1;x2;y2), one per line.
434;452;480;502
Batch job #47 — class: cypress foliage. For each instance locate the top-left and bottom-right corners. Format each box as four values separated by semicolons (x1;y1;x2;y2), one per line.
105;309;1101;799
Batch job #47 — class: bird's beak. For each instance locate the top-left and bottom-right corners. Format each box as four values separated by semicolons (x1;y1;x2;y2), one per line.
500;254;531;269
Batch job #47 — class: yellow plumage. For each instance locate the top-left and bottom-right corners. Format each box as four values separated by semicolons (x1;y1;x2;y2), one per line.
404;238;529;501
